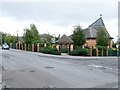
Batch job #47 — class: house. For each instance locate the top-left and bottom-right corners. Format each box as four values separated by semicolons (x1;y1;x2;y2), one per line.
56;34;74;51
83;17;113;48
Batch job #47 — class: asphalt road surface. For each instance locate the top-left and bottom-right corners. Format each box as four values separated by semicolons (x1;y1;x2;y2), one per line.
1;49;118;88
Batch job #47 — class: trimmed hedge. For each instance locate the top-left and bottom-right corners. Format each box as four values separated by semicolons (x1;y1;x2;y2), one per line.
60;48;69;53
108;48;120;56
40;47;61;55
69;48;89;56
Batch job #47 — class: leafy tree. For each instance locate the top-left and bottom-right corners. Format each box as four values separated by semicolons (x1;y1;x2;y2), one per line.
24;24;40;44
4;35;17;44
55;34;60;41
40;34;53;44
30;24;40;44
2;33;7;44
71;25;85;47
24;28;33;44
96;27;109;47
45;34;53;45
4;35;11;44
112;41;117;48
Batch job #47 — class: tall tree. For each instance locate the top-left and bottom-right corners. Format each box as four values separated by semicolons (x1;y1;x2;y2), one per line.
4;35;17;44
2;33;7;44
30;24;40;44
96;27;109;47
24;24;40;44
72;25;85;46
55;34;60;42
24;28;33;44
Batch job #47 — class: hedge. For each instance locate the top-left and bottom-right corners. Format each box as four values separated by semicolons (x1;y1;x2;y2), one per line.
40;47;61;55
60;48;69;53
69;48;89;56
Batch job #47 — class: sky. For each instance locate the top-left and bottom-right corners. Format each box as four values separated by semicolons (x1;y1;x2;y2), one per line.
0;0;119;41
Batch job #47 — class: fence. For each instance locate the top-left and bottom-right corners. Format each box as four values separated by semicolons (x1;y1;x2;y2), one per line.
9;43;120;56
108;49;120;56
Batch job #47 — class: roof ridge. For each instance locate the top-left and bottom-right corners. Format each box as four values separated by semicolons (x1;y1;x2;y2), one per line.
89;17;105;27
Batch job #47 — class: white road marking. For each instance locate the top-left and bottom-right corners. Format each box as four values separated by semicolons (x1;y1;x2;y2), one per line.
88;65;115;70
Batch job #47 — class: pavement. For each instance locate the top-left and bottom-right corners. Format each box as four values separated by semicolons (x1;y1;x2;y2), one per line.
1;49;119;88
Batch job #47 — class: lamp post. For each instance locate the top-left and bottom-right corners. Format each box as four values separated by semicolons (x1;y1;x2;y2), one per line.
116;44;119;57
19;41;20;50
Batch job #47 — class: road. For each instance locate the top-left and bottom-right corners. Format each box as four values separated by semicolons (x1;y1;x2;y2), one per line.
1;49;118;88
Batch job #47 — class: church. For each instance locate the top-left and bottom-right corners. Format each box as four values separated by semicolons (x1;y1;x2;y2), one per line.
83;16;113;48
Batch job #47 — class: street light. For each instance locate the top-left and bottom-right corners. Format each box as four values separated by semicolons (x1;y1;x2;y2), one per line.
116;44;119;57
19;41;20;50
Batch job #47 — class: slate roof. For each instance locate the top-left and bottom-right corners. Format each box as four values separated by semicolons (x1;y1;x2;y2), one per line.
89;17;105;27
83;17;113;39
57;34;73;44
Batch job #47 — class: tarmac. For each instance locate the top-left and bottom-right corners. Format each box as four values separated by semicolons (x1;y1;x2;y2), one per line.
1;48;119;89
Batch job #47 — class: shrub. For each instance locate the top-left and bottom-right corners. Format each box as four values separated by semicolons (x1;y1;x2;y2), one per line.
69;48;89;56
28;44;32;51
108;48;119;56
60;48;69;53
92;49;96;56
40;47;61;55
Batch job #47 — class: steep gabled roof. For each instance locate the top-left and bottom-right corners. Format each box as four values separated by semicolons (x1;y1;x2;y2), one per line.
83;17;113;39
84;27;97;38
57;34;73;44
89;17;105;27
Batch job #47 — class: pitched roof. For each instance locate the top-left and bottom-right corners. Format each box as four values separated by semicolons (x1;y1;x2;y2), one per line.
84;17;113;39
89;17;105;27
57;34;73;44
84;27;97;38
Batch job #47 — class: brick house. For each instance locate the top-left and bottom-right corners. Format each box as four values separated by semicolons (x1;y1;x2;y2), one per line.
83;17;113;48
56;34;74;51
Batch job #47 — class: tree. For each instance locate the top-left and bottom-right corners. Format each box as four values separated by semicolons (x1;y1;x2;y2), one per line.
4;35;11;44
96;27;109;47
71;25;85;47
2;33;7;44
40;34;53;44
4;35;17;44
24;24;40;44
24;28;33;44
30;24;40;44
55;34;60;41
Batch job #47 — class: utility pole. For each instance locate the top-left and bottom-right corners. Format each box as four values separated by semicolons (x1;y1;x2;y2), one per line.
17;30;18;43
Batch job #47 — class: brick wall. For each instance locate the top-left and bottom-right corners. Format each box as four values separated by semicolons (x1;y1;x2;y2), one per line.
85;39;112;48
86;39;96;48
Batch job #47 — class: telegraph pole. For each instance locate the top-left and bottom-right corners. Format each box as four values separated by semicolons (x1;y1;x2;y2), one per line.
17;30;18;43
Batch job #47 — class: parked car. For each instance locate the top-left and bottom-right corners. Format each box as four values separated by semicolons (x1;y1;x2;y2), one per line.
2;43;9;50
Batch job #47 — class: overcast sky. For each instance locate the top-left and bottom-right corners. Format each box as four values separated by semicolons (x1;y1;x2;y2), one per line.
0;0;119;41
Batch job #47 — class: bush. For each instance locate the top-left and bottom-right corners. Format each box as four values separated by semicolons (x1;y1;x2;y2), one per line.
69;48;89;56
28;44;32;51
92;49;96;56
60;48;69;53
40;47;61;55
108;48;120;56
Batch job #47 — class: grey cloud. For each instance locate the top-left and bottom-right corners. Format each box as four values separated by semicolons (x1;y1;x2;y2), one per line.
1;2;117;26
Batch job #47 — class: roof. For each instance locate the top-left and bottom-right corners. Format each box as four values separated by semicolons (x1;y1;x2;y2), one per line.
57;34;73;44
89;17;105;27
84;17;113;39
84;27;97;38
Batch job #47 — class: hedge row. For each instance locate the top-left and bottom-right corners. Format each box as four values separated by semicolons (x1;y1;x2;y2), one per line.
69;48;90;56
40;47;61;55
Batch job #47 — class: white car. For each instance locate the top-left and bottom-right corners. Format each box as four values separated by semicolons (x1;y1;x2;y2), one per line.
2;43;9;50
